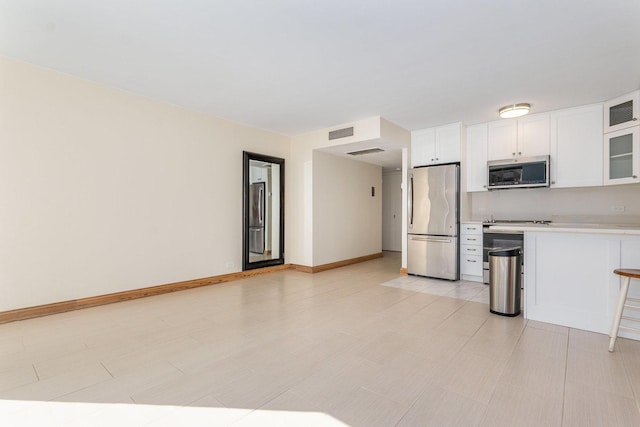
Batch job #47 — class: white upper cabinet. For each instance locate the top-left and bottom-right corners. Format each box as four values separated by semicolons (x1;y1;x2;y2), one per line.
604;90;639;133
411;128;436;167
604;126;640;185
487;119;517;160
434;123;462;163
487;113;550;161
411;122;461;167
603;91;640;186
550;104;603;188
250;165;268;183
517;113;551;158
465;123;488;192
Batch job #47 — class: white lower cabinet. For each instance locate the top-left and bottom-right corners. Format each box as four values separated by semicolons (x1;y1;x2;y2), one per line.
525;232;640;341
460;222;483;282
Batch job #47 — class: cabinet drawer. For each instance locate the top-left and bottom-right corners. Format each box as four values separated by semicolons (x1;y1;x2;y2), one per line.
461;235;482;245
461;245;482;256
461;254;483;275
461;223;482;235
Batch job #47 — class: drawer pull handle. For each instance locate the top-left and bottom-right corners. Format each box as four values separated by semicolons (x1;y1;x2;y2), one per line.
467;238;477;241
468;248;477;251
467;259;477;263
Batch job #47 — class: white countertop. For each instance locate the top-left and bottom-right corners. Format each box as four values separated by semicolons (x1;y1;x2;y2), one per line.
486;222;640;235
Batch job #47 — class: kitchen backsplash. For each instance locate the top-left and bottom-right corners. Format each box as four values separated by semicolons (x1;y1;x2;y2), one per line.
470;183;640;223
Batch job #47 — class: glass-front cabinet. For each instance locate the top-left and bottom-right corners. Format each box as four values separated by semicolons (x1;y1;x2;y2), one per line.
604;90;639;133
604;126;640;185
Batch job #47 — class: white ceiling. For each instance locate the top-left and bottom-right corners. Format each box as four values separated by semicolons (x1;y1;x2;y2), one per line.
1;0;640;140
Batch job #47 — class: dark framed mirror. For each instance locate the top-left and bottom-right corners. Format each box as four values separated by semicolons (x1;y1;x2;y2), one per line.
243;151;285;271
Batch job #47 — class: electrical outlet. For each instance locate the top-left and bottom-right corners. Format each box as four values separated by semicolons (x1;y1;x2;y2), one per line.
225;261;235;269
611;205;625;213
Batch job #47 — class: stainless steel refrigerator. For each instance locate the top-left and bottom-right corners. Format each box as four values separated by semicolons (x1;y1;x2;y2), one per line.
249;182;265;254
408;163;459;280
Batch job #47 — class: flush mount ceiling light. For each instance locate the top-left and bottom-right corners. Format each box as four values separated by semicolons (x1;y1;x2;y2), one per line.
499;103;531;119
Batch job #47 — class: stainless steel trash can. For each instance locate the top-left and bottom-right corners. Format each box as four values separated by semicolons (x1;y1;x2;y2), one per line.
489;248;522;316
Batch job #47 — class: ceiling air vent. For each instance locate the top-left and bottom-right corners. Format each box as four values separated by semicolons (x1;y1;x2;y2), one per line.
328;127;354;140
346;148;384;156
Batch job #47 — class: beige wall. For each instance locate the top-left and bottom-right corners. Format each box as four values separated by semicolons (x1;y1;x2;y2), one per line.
470;184;640;222
312;151;382;265
0;57;289;311
288;117;384;266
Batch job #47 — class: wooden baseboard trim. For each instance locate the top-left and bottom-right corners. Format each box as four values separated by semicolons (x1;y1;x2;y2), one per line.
0;263;291;325
292;252;384;273
290;264;314;273
0;252;387;324
400;267;408;275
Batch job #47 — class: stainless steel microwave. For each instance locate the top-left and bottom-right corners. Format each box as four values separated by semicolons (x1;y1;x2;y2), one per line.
487;155;550;190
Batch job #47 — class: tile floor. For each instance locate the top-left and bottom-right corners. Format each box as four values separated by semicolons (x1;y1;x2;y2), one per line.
381;275;489;304
1;252;640;426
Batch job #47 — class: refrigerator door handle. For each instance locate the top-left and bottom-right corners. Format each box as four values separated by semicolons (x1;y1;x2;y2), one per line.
408;175;414;227
426;238;452;243
259;186;264;224
410;236;452;243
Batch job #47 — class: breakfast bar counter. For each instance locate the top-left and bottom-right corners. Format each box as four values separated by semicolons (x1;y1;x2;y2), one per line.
487;222;640;235
484;223;640;341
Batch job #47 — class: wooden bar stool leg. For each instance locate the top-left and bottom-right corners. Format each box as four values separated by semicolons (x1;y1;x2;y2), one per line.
609;276;631;352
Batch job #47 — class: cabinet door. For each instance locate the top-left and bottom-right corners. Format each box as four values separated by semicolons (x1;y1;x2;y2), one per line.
465;124;488;192
550;104;603;188
460;254;482;276
604;90;640;133
622;239;640;336
525;232;619;334
517;113;550;157
251;165;267;182
461;222;482;236
461;234;482;245
434;122;461;164
604;126;640;185
487;120;517;160
411;128;436;167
